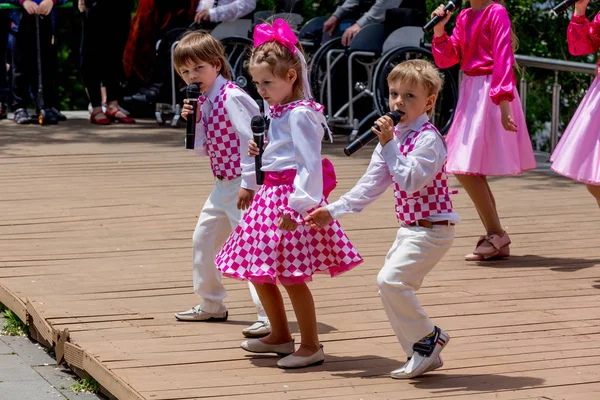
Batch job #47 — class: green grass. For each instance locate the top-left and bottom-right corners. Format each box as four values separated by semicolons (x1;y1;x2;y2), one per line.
70;377;99;394
0;305;28;337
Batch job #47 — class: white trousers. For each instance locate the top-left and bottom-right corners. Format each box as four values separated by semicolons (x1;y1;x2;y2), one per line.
192;177;266;320
377;225;455;357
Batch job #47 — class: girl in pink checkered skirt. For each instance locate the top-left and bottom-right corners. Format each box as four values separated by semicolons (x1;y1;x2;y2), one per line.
215;19;363;369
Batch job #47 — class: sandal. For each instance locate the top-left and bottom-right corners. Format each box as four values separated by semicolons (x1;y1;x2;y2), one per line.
465;233;511;261
90;111;111;125
105;109;135;124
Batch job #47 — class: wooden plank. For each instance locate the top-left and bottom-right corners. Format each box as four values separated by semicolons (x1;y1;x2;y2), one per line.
26;299;55;346
0;283;27;322
2;122;600;399
64;341;84;370
82;351;145;400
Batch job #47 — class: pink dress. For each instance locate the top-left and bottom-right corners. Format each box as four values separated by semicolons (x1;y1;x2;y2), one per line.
431;3;536;176
550;13;600;185
215;101;363;286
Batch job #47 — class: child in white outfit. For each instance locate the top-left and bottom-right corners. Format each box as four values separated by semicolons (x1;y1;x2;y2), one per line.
173;30;270;338
307;60;459;378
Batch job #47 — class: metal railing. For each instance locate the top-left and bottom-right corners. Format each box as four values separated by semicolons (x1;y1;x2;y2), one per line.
514;55;597;152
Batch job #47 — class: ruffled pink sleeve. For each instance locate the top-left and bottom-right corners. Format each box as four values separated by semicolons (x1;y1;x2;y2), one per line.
431;12;463;69
489;7;515;105
567;13;600;56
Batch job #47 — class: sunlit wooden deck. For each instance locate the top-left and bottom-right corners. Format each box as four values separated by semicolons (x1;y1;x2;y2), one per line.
1;116;599;399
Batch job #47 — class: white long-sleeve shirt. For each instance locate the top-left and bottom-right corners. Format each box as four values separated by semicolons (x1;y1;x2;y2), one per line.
260;101;327;217
196;0;256;23
326;114;460;224
190;74;259;191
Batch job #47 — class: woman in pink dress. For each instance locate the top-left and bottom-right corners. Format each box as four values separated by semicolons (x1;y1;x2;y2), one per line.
431;0;536;261
551;0;600;207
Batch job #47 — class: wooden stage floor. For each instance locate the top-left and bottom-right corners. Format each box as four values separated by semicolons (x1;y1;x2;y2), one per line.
1;118;600;399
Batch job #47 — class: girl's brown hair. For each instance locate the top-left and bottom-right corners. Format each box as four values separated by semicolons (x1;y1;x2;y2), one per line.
248;26;306;98
173;31;232;80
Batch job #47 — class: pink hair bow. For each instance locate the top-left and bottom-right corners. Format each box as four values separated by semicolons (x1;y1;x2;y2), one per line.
253;18;298;54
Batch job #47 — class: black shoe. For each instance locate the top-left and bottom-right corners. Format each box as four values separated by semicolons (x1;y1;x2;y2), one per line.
0;103;7;120
40;109;59;125
132;83;162;103
13;108;31;124
48;108;67;121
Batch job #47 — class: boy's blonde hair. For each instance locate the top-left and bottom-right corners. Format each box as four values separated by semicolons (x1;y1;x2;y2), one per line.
248;28;305;99
387;60;443;117
173;31;232;80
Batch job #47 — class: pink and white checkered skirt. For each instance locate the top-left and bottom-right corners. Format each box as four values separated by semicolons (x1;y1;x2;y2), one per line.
215;170;363;285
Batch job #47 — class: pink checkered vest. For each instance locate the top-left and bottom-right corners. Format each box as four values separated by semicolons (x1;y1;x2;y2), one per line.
392;122;454;224
201;82;243;180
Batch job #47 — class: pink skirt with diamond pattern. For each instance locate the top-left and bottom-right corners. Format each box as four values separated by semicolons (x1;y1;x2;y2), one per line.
215;171;363;285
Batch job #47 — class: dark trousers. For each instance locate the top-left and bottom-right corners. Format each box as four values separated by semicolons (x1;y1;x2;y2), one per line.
11;12;56;110
0;12;9;104
80;0;133;107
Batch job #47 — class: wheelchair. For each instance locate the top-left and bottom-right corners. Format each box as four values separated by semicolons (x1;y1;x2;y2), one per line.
308;16;459;142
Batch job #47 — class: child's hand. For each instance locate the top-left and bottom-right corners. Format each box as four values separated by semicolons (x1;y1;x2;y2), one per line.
371;114;395;147
499;100;518;132
237;188;255;210
574;0;590;16
181;99;200;123
278;215;298;232
431;4;453;37
38;0;54;15
22;0;39;14
305;207;333;230
248;140;259;157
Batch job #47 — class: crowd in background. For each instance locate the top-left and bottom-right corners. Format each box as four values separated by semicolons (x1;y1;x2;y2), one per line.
0;0;422;125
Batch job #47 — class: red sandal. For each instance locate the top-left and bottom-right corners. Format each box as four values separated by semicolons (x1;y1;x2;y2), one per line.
90;111;111;125
105;109;135;124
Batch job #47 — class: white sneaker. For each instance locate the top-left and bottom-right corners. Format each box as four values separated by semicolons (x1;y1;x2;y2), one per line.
391;327;449;379
174;305;228;322
391;355;444;379
242;320;271;338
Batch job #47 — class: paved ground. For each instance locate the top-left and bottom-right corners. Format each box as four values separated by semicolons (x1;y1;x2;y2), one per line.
0;313;104;400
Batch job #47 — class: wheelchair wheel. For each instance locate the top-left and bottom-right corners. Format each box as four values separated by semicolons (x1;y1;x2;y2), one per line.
372;46;458;135
221;37;258;101
308;38;343;107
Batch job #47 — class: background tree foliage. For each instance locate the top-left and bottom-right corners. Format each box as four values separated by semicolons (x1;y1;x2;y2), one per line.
54;0;599;150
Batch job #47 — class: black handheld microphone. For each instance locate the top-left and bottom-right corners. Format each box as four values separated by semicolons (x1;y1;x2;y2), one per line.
185;83;200;150
423;0;462;32
251;116;266;185
551;0;578;15
344;111;403;156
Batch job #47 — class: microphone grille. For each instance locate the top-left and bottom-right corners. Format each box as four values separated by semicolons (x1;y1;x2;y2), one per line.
251;116;266;133
186;83;200;98
389;111;402;125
